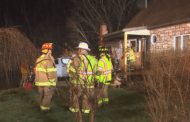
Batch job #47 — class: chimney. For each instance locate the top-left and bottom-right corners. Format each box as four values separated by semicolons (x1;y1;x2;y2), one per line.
100;24;107;46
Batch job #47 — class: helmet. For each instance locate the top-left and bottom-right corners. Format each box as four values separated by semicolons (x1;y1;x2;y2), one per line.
42;43;53;50
41;43;53;53
99;46;108;52
76;42;91;51
99;46;110;53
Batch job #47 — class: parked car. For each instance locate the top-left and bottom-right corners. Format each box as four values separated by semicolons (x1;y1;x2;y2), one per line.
55;57;70;81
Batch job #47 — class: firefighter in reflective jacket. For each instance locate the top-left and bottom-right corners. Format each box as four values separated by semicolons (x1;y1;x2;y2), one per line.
67;42;97;114
95;47;113;107
119;42;135;71
35;43;57;113
126;42;135;63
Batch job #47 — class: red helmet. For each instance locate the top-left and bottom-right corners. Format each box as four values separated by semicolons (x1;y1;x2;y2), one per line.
33;66;36;73
41;43;53;50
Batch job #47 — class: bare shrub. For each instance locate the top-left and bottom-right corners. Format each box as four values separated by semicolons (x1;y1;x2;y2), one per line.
0;27;38;86
143;49;190;122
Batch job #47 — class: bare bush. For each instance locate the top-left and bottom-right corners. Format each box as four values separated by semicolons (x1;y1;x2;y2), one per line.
143;49;190;122
0;27;38;86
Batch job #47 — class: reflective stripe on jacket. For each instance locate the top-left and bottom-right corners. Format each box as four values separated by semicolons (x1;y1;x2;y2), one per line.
95;55;113;85
35;54;57;86
69;54;97;85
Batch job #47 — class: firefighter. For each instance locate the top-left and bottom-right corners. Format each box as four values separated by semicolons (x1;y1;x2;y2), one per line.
35;43;57;113
68;42;97;114
95;46;113;107
119;42;135;71
20;60;29;87
127;42;135;61
126;42;135;70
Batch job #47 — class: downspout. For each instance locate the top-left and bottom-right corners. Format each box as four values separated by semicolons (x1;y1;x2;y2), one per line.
145;0;148;8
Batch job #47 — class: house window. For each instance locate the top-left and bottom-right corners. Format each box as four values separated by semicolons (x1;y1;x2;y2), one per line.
129;39;137;52
175;36;181;51
184;35;190;49
174;34;190;50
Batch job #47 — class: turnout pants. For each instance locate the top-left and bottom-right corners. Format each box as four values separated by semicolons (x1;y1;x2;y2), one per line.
97;85;109;106
69;84;94;113
38;86;55;110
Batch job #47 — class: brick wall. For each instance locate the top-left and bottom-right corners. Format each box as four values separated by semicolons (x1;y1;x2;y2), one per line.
150;22;190;51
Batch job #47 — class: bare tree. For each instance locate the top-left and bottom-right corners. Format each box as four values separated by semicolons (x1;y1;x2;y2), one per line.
66;0;137;48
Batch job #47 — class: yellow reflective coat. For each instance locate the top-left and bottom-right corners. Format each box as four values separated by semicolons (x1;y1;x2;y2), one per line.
126;48;135;62
95;55;113;85
35;54;57;86
67;54;97;85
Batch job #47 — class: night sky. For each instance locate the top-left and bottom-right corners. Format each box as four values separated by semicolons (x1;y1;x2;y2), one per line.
0;0;150;58
0;0;72;57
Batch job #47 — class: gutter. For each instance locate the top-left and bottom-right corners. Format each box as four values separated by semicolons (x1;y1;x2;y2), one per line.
122;26;148;32
101;17;190;39
101;30;123;38
101;26;148;38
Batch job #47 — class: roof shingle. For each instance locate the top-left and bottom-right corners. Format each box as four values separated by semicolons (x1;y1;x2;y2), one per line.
124;0;190;29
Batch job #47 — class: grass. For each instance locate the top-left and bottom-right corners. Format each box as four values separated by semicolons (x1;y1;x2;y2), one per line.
0;86;151;122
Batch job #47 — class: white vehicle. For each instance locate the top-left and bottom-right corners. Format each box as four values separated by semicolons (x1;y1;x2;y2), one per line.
55;57;70;80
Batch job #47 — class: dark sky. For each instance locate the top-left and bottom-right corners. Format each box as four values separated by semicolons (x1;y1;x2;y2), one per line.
0;0;72;57
0;0;153;58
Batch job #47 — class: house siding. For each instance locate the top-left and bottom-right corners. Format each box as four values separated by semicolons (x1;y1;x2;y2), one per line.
150;22;190;51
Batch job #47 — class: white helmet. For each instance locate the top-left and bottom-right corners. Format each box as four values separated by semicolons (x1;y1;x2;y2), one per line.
76;42;91;51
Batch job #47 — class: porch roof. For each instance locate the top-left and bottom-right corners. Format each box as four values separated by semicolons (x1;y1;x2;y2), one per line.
102;26;150;39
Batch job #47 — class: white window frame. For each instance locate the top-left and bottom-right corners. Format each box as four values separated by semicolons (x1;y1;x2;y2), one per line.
174;34;190;50
151;34;157;45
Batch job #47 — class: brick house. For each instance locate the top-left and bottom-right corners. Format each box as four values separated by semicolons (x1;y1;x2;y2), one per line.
124;0;190;52
101;0;190;74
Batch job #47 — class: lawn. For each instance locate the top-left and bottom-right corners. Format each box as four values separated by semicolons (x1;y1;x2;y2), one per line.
0;86;151;122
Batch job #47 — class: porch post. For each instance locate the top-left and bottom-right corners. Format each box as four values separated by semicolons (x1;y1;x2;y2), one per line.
124;32;128;79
